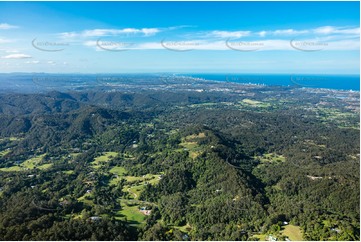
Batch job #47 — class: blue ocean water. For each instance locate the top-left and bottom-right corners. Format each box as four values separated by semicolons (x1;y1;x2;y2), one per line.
184;74;360;91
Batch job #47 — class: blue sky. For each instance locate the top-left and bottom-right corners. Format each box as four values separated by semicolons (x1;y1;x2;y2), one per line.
0;1;359;74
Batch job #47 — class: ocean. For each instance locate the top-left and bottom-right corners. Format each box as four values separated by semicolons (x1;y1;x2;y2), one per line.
183;74;360;91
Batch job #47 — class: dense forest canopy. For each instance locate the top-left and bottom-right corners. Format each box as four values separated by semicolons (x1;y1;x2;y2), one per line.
0;82;359;241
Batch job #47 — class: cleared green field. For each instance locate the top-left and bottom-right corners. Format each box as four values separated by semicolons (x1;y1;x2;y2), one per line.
0;154;52;172
77;194;94;206
63;170;74;175
0;137;23;142
69;153;81;158
179;133;206;159
241;99;271;108
256;153;286;163
0;150;10;157
122;174;162;198
315;107;358;128
189;102;217;108
96;152;118;161
9;137;21;141
109;165;162;193
113;174;160;199
91;152;118;169
125;174;162;184
109;166;128;185
181;141;198;150
116;201;146;225
252;234;267;241
38;163;52;170
147;174;163;185
0;166;22;172
127;185;144;199
21;154;48;169
110;166;127;176
282;225;303;241
243;99;262;105
174;223;192;233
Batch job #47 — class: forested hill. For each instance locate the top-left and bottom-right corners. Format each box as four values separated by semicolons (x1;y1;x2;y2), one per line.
0;90;238;115
0;88;359;240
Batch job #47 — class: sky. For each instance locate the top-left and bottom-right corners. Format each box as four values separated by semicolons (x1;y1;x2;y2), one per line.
0;1;359;74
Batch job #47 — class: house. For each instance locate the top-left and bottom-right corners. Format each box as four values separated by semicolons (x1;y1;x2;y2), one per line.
90;216;101;221
331;228;341;233
59;199;70;206
267;235;277;241
182;234;189;241
140;210;152;215
139;207;152;215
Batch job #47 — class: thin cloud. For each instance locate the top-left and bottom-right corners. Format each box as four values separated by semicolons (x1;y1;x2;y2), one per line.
5;50;19;53
313;26;360;35
258;31;267;37
60;28;161;38
208;26;359;38
83;37;359;51
198;26;360;39
2;53;31;59
76;25;360;52
83;40;102;51
25;60;40;64
167;25;197;30
59;25;360;42
0;38;13;44
267;26;359;36
0;23;19;30
209;30;251;38
273;29;309;35
59;26;191;39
